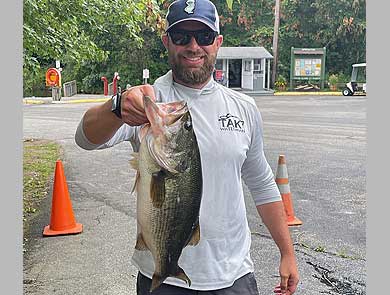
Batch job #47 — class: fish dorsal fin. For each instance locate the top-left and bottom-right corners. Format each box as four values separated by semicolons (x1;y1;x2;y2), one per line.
129;153;140;194
186;220;201;247
135;233;149;251
150;170;166;208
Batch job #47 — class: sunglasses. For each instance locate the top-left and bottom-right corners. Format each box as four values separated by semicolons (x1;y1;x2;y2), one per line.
168;29;218;46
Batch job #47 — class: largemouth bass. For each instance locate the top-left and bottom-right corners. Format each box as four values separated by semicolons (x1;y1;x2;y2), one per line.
130;96;203;292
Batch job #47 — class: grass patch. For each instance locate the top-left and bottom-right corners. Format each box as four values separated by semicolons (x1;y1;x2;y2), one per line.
23;138;62;235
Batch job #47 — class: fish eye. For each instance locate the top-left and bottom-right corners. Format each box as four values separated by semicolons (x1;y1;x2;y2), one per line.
184;120;192;131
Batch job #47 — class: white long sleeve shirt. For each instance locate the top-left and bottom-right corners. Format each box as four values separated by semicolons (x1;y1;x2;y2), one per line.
75;70;281;290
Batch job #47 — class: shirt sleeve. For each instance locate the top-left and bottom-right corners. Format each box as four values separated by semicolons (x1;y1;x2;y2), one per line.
241;107;281;206
74;116;141;151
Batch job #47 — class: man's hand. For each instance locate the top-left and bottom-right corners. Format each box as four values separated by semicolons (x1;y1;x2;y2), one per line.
274;255;299;294
120;84;156;126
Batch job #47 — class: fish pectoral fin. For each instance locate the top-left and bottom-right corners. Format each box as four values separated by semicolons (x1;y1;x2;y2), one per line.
131;171;140;194
150;273;167;292
186;222;201;247
150;170;166;208
174;267;192;287
129;152;139;170
135;233;149;251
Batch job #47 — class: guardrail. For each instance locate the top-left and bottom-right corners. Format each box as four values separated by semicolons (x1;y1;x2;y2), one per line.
63;80;77;97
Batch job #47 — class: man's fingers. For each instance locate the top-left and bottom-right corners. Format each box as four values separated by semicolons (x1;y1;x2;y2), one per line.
139;84;156;101
118;85;157;126
280;275;289;293
287;277;299;294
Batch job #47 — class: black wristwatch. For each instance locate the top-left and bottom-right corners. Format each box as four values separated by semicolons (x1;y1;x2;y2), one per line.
111;89;122;119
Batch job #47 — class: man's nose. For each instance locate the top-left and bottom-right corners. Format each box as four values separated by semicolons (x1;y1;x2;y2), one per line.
186;36;201;49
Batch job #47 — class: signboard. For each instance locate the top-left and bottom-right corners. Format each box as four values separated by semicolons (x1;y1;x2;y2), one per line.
294;58;322;77
290;47;326;89
143;69;149;79
45;68;61;87
215;70;223;81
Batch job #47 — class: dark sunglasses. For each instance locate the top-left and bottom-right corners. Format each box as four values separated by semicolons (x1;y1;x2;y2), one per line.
168;29;218;46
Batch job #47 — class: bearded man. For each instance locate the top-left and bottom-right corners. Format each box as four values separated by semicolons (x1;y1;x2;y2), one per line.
75;0;299;294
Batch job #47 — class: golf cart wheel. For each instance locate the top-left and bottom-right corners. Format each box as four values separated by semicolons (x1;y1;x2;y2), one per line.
342;88;352;96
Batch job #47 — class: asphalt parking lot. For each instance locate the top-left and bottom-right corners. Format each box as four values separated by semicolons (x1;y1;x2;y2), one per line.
22;93;366;295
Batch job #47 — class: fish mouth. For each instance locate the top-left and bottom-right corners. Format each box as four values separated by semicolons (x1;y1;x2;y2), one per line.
142;96;191;174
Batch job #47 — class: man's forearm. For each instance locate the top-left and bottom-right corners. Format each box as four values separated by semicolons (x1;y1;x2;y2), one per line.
82;99;124;145
256;201;295;256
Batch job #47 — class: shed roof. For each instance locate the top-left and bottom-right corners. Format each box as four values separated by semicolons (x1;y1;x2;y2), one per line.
217;47;273;59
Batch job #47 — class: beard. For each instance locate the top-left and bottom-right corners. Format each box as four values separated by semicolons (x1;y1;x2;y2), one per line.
168;49;216;86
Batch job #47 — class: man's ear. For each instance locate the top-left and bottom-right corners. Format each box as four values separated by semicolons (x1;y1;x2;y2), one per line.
162;34;169;49
216;35;223;49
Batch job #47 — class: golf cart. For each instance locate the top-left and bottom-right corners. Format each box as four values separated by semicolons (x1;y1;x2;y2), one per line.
342;63;366;96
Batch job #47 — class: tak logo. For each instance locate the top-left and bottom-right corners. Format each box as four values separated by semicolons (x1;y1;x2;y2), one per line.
184;0;195;14
218;113;245;133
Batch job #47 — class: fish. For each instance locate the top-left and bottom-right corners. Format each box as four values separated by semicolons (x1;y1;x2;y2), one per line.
130;95;203;292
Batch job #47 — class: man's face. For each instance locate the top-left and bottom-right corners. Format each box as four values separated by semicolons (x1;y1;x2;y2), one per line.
162;21;223;88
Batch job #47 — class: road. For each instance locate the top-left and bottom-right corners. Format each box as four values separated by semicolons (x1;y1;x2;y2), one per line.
23;94;366;295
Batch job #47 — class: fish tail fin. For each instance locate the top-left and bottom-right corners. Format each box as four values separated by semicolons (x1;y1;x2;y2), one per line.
150;267;191;292
150;273;167;292
174;266;191;287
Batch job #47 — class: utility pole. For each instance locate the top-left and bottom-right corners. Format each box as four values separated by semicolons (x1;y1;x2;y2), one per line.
272;0;281;87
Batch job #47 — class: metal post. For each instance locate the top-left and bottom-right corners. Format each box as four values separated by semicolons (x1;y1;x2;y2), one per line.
271;0;281;87
51;87;61;101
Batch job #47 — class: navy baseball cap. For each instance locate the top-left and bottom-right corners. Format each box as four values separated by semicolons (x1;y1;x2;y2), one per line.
165;0;220;33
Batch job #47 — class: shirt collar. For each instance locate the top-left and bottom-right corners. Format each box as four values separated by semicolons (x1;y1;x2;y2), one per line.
167;70;218;96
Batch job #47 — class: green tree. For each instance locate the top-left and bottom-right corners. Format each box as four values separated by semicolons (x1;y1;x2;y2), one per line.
279;0;366;79
23;0;164;96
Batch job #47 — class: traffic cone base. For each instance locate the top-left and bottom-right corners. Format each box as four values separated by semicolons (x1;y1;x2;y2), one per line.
281;193;303;226
43;160;83;237
43;223;83;236
276;155;302;227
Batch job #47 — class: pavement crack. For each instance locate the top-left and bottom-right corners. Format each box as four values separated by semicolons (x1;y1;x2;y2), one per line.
307;261;365;295
251;231;273;240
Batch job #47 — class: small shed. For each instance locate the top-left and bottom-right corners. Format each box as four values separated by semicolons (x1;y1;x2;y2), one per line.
215;47;273;92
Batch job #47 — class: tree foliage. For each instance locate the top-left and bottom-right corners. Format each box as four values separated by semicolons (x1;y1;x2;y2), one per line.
23;0;366;95
218;0;366;81
23;0;164;95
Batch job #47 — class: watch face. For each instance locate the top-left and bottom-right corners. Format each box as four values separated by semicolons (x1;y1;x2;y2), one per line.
111;95;117;111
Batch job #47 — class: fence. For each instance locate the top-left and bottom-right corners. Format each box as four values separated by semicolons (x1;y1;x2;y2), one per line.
63;80;77;97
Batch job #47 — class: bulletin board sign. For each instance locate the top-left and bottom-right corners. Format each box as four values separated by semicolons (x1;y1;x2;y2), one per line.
290;47;326;89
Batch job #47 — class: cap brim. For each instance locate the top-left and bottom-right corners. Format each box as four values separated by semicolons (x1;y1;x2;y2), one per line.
166;17;219;33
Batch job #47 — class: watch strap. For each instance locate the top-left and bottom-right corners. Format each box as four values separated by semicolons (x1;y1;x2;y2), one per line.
111;91;122;119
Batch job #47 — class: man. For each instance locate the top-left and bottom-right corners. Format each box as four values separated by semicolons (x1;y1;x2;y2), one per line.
75;0;299;294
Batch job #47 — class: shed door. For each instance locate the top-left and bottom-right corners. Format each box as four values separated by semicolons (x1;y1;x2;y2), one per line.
228;59;242;88
253;59;264;90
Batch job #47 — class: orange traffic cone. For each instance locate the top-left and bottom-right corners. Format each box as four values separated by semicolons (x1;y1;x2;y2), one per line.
43;160;83;236
275;155;302;226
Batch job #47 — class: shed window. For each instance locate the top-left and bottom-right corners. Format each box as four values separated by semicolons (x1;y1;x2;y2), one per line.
244;60;252;72
254;59;263;72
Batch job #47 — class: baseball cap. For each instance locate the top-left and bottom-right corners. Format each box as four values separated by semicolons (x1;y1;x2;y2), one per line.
165;0;220;33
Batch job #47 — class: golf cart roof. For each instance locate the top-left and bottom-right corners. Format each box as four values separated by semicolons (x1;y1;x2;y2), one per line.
352;63;366;67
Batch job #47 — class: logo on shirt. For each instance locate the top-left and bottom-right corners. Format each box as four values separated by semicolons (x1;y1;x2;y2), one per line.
218;113;245;133
184;0;195;14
